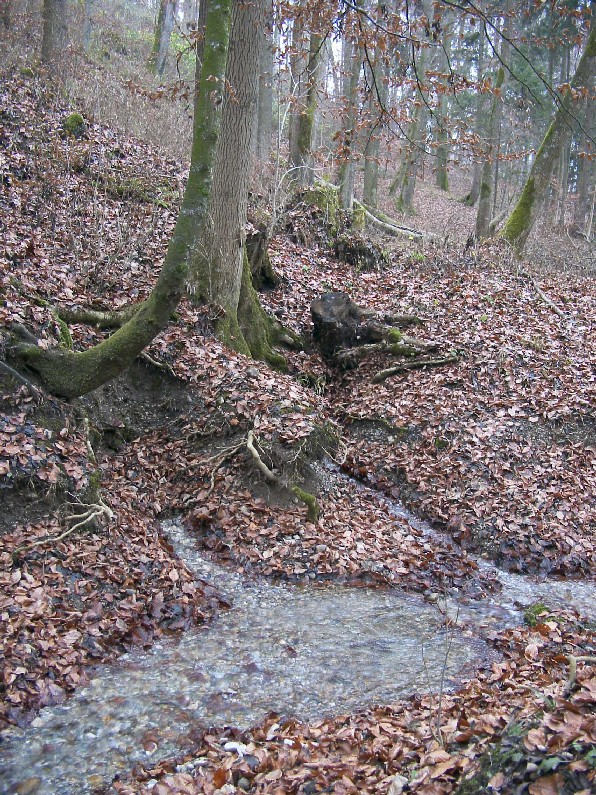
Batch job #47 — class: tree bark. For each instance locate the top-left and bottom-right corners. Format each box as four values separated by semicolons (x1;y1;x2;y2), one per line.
338;41;362;211
501;28;595;252
41;0;69;75
148;0;177;77
288;32;322;185
255;9;274;161
14;0;232;398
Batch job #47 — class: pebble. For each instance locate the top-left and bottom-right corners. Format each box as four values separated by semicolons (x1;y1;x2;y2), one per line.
238;777;251;791
15;779;41;795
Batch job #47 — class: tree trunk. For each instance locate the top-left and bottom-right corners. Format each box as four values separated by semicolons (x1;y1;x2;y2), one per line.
338;41;362;212
288;32;322;185
462;33;485;206
82;0;96;54
192;0;284;365
41;0;68;74
15;0;232;398
501;28;595;252
255;9;274;162
148;0;177;77
573;97;594;230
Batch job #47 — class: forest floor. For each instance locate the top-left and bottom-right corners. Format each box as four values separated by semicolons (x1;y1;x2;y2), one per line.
1;71;595;795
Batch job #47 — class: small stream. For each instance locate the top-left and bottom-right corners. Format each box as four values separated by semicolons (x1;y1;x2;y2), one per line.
0;513;594;795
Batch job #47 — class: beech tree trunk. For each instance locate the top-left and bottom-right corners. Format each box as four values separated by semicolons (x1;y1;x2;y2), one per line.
338;41;362;211
41;0;68;74
289;31;322;185
255;10;274;161
149;0;177;77
502;28;595;252
15;0;232;397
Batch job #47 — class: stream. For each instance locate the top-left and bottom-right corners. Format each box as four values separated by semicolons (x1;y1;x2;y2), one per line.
1;512;595;795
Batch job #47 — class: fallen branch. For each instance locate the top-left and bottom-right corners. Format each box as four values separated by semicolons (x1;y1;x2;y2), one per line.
13;497;114;558
519;269;567;321
140;351;175;375
372;353;459;383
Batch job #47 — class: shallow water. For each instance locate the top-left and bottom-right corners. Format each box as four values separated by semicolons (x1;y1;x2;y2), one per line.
0;520;484;795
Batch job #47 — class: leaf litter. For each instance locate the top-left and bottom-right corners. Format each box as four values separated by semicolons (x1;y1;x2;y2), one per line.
0;71;595;794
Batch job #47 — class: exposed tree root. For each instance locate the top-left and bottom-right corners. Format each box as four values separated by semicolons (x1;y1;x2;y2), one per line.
182;439;246;507
57;302;145;328
0;359;42;401
13;497;114;559
354;199;434;242
334;336;441;367
246;430;320;523
371;353;459;383
565;654;596;695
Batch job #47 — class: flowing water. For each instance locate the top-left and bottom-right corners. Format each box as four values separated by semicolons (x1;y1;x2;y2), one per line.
1;511;594;795
0;521;485;795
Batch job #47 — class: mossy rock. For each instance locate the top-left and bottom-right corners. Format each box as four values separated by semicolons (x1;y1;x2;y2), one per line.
62;113;87;139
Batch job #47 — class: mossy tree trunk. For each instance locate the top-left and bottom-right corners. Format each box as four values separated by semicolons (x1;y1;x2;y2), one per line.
41;0;68;75
501;27;595;252
191;0;284;366
573;96;594;230
14;0;232;398
148;0;177;77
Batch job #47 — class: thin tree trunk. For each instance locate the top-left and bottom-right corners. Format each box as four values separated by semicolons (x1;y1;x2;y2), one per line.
149;0;177;77
574;98;594;229
463;33;485;206
288;32;322;185
502;28;595;252
338;41;362;211
82;0;96;53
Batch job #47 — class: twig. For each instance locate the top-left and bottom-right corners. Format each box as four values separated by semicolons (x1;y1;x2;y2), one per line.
372;353;459;383
13;498;114;557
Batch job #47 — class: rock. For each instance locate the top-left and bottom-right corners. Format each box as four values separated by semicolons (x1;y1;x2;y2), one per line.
237;777;252;791
386;774;409;794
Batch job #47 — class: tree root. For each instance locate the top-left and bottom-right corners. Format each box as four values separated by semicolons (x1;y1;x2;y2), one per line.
246;430;320;523
182;439;246;507
354;199;434;242
334;337;440;366
0;359;43;401
371;353;459;383
56;302;145;328
565;654;596;695
13;497;114;559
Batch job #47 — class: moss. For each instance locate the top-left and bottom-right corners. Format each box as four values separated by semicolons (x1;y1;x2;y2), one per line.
302;182;341;233
55;315;73;349
386;329;403;343
62;112;86;138
20;66;35;77
352;203;366;231
501;177;535;250
479;180;491;200
524;602;549;627
290;485;320;523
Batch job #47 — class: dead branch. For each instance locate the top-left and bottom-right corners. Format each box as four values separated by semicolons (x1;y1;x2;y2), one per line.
13;497;114;558
372;353;459;383
519;269;567;321
354;200;436;242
